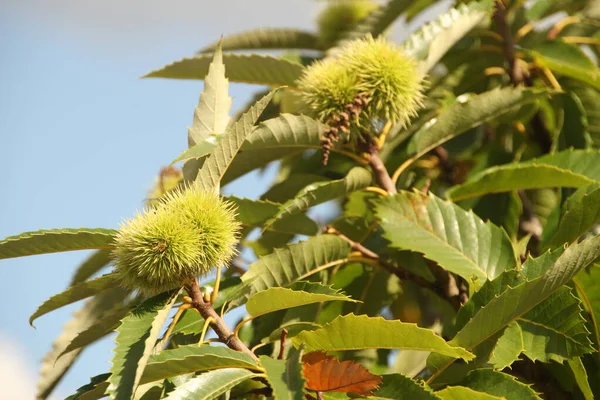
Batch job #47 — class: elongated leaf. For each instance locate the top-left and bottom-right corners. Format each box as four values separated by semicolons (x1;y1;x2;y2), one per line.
187;40;231;147
574;264;600;350
30;273;120;326
566;81;600;147
246;286;357;318
195;90;276;192
447;149;600;200
293;314;474;360
263;167;372;232
567;357;594;400
199;29;322;53
71;249;112;285
227;196;317;236
107;290;179;400
527;41;600;90
145;54;303;86
375;191;517;287
141;345;258;384
266;322;321;343
59;302;134;359
341;0;413;41
239;235;352;298
407;87;548;162
402;0;495;73
164;368;255;400
66;373;110;400
547;184;600;248
0;228;116;260
262;173;326;203
261;351;305;400
37;288;129;400
436;386;503;400
371;374;439;400
459;370;541;399
428;236;600;380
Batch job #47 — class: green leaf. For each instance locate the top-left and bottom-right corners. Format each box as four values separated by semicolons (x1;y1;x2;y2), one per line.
292;314;474;360
574;264;600;350
341;0;414;41
260;350;305;400
402;0;495;73
371;374;439;400
375;191;517;287
30;273;120;326
527;41;600;90
107;290;179;400
262;173;325;203
265;322;321;343
227;196;318;236
0;228;116;260
37;288;129;400
565;81;600;147
65;373;110;400
436;386;503;400
263;167;372;232
567;357;594;400
239;235;352;299
141;345;259;384
547;184;600;248
222;114;328;185
406;87;549;162
447;149;600;200
194;90;277;192
71;249;112;285
187;40;231;147
144;54;303;86
458;370;541;399
199;29;322;53
163;368;255;400
429;236;600;380
246;286;357;318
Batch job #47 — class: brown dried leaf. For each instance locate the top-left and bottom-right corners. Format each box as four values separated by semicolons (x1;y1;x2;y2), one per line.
302;351;382;395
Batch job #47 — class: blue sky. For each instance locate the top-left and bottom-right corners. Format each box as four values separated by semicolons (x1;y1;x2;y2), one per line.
0;1;448;397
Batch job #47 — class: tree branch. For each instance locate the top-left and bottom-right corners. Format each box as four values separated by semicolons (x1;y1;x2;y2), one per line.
185;279;257;359
368;142;397;194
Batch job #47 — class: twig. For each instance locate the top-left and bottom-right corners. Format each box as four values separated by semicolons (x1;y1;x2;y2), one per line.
317;392;324;400
185;279;257;359
368;141;397;194
278;329;288;360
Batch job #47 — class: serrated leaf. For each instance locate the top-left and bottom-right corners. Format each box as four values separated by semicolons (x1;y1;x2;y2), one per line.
261;350;305;400
447;149;600;200
574;264;600;350
194;90;276;192
163;368;255;400
302;351;381;395
406;87;549;162
199;28;322;53
37;288;129;400
266;322;321;343
145;54;303;86
246;286;357;318
0;228;116;260
375;190;517;287
527;41;600;90
436;386;504;400
371;373;439;400
428;236;600;381
65;373;110;400
222;114;329;185
238;235;352;300
187;40;231;147
140;345;259;384
108;290;179;400
262;173;326;203
459;370;541;399
293;314;474;360
30;273;120;326
547;184;600;248
58;301;134;359
263;167;372;232
565;81;600;147
71;249;112;285
227;196;318;236
567;357;594;400
402;0;495;73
